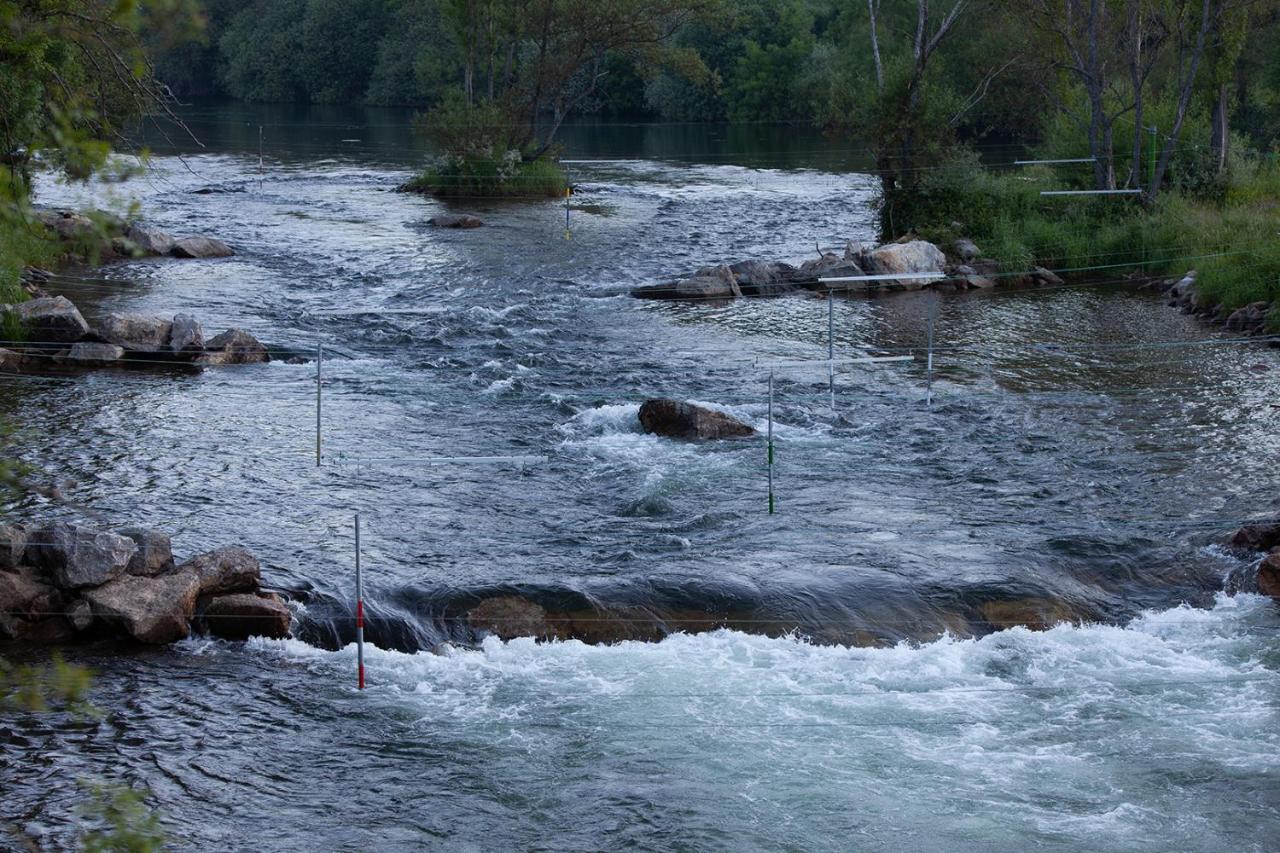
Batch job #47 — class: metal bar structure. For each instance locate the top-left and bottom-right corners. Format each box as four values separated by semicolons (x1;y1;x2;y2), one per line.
767;372;775;515
1013;157;1097;165
819;272;946;283
354;513;364;690
328;455;548;467
315;343;322;467
926;292;937;408
1040;189;1143;197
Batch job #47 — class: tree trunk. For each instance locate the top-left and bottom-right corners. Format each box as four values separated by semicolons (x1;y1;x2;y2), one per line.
1150;0;1214;200
1209;82;1229;174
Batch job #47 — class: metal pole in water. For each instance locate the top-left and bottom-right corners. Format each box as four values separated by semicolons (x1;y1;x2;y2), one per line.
315;342;322;467
925;292;937;408
564;183;571;240
767;371;775;515
258;125;264;193
827;288;835;410
355;513;365;690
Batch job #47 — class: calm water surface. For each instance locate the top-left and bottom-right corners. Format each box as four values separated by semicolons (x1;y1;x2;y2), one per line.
1;105;1277;851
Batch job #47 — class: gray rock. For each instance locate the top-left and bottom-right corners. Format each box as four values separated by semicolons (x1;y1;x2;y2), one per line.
171;237;234;259
10;296;90;343
1031;266;1065;287
633;265;742;301
97;312;173;352
117;527;175;576
638;399;756;441
200;592;291;640
0;348;23;370
0;523;27;569
125;224;175;256
37;210;97;242
169;313;205;354
62;343;125;366
953;238;981;261
1225;301;1270;334
729;260;798;297
197;329;269;365
428;214;484;229
0;566;61;628
793;254;866;291
68;597;95;631
30;523;137;589
83;569;201;644
861;241;946;289
963;275;997;289
177;546;262;595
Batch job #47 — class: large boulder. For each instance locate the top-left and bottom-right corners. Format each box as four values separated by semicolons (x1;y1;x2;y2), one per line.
37;210;97;242
0;567;62;637
61;343;125;366
117;527;175;576
468;595;548;640
1258;551;1280;599
169;313;205;355
0;348;23;370
97;313;173;352
729;260;799;297
125;224;175;256
428;214;484;229
794;254;865;291
171;237;234;259
29;523;137;589
861;240;946;289
1228;519;1280;552
9;296;90;343
638;399;756;441
197;329;269;366
83;570;201;644
1225;302;1270;334
200;592;291;640
0;523;28;569
177;546;262;595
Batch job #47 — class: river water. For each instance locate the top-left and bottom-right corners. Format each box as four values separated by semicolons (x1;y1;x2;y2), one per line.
2;104;1278;850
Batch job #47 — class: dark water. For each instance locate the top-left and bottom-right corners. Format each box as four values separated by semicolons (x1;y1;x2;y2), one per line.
2;105;1278;850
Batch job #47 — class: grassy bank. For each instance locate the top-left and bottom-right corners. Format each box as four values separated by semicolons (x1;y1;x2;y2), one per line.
403;152;567;199
889;151;1280;325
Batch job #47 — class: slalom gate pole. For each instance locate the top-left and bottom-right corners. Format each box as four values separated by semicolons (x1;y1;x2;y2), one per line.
767;371;775;515
258;126;264;193
315;342;322;467
355;513;365;690
926;291;937;408
827;288;835;410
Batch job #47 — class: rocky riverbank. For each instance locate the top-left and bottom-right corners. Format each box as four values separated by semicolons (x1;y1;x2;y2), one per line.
0;522;290;645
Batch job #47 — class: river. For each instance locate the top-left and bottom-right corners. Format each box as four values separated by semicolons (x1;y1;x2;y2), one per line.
2;103;1277;850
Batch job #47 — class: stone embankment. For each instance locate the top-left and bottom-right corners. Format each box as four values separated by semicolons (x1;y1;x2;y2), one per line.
0;522;290;645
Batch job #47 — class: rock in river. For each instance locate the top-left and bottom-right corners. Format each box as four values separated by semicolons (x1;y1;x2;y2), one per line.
1228;518;1280;552
199;592;291;640
8;296;90;343
126;223;175;256
468;595;548;640
171;236;235;258
428;214;484;228
638;399;756;440
29;523;137;589
118;527;175;576
61;343;126;366
97;312;173;352
196;329;269;365
177;546;262;595
84;570;202;644
861;240;946;288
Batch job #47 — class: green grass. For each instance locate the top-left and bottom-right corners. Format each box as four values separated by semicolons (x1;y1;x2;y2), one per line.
404;153;567;199
894;150;1280;325
0;213;60;342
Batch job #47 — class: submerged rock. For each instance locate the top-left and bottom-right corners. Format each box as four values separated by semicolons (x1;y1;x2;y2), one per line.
633;264;742;301
200;592;291;640
84;570;202;644
467;595;548;640
638;399;756;441
171;236;234;258
980;598;1081;631
428;214;484;229
1228;518;1280;552
61;342;126;366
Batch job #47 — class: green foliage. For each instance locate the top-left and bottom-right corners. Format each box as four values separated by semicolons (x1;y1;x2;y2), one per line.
78;783;167;853
406;151;566;198
0;655;93;714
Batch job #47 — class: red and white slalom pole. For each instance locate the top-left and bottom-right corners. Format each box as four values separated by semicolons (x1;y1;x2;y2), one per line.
354;513;365;690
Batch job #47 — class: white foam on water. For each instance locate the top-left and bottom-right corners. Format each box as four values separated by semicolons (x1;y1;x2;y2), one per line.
248;594;1280;850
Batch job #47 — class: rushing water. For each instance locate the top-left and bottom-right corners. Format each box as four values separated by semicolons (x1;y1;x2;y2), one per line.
2;105;1278;850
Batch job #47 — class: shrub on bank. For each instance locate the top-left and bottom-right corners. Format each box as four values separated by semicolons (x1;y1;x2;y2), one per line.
889;150;1280;323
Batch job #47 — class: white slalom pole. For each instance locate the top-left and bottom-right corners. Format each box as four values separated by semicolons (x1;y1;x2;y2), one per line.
827;288;835;410
355;513;365;690
315;342;322;467
925;292;937;408
767;371;775;515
